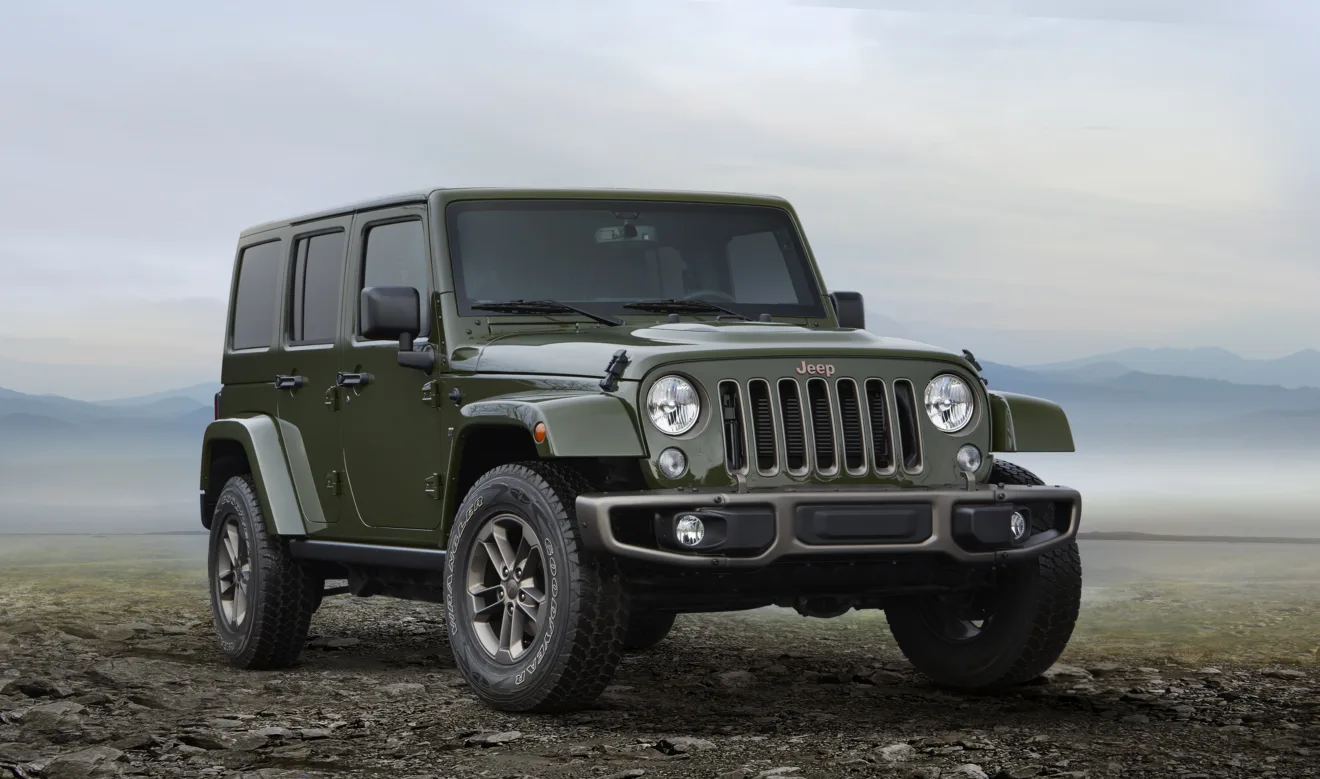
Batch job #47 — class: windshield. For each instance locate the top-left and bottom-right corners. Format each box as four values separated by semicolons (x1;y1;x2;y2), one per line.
446;199;827;319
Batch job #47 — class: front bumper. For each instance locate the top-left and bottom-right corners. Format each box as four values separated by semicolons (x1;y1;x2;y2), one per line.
576;484;1081;569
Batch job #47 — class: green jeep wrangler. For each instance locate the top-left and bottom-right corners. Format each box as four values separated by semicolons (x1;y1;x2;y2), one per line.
201;188;1082;713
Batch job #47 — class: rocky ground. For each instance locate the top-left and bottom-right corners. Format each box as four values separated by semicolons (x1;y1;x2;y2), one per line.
1;538;1318;779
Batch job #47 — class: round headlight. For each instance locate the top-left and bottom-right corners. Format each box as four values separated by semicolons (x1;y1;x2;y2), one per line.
646;375;700;436
924;374;975;433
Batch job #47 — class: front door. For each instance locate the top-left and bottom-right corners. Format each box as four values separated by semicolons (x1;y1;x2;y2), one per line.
275;218;352;528
339;207;447;533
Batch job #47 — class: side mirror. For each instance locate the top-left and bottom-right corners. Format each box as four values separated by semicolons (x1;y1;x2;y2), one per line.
361;286;434;374
829;291;865;330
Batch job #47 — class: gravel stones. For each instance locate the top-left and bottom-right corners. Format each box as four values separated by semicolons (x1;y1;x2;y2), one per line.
716;670;757;689
378;682;426;698
464;731;522;747
4;564;1320;779
1;677;73;699
41;746;124;779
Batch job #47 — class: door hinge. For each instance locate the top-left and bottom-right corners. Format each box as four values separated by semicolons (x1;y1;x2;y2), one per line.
424;473;442;499
325;470;342;495
323;387;339;412
422;380;439;408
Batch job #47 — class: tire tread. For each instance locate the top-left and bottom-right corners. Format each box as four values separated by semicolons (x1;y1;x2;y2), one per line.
450;462;630;713
980;459;1081;687
885;459;1081;689
213;474;320;670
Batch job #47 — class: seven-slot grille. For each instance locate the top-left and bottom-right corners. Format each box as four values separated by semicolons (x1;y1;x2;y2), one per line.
722;377;920;477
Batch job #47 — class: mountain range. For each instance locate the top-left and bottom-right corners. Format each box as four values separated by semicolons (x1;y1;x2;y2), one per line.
1026;347;1320;390
864;309;1320;390
2;346;1318;447
0;383;215;438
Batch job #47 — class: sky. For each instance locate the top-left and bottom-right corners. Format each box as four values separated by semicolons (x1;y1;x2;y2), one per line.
2;0;1318;399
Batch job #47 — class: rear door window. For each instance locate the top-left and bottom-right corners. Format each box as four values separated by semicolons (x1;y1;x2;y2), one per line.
230;240;282;350
288;231;347;345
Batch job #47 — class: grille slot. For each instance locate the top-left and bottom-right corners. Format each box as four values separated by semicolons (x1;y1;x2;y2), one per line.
893;379;923;472
864;379;893;471
719;381;747;473
748;380;777;473
837;379;866;473
777;379;808;473
806;379;837;473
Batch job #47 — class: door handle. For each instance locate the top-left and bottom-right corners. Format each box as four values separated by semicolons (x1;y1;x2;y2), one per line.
336;372;372;388
274;375;306;390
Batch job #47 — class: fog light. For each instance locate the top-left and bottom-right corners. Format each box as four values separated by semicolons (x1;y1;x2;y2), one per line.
675;514;705;547
955;444;982;474
657;448;687;479
1010;510;1029;541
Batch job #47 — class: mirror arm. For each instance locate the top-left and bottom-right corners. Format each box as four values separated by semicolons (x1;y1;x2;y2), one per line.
396;332;436;374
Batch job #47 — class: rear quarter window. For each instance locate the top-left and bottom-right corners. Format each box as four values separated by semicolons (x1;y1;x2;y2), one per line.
230;240;282;350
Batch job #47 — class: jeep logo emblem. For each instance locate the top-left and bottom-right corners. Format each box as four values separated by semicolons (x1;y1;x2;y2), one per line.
795;360;836;377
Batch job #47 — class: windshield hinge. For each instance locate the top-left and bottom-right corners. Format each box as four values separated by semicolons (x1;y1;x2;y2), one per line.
599;349;630;393
962;349;988;385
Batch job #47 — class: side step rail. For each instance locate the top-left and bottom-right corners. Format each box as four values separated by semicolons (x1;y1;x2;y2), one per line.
288;539;448;571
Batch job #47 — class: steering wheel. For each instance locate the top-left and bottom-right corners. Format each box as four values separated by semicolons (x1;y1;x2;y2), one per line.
682;289;738;304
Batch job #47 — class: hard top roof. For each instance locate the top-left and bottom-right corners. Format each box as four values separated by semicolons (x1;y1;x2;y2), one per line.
237;187;791;239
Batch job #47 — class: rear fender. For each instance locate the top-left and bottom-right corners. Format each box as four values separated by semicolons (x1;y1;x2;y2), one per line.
200;416;319;535
987;391;1076;453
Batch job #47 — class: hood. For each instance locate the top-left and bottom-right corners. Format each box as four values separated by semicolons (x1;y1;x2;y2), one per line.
453;321;971;381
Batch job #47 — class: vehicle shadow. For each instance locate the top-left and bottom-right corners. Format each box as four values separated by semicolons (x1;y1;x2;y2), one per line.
290;599;1134;739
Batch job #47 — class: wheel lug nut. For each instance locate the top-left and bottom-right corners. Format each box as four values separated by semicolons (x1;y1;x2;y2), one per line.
515;568;522;578
518;592;525;601
501;567;508;577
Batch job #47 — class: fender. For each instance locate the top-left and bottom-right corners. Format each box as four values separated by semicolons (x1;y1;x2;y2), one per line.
458;390;646;457
200;416;322;536
987;390;1076;453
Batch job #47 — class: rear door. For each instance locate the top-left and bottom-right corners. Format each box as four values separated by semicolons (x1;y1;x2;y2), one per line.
221;235;286;417
338;206;447;533
274;217;352;528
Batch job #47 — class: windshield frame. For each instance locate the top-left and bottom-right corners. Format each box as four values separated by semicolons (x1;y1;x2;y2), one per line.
443;198;829;321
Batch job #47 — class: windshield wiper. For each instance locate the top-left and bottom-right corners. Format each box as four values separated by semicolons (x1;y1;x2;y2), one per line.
470;300;623;327
621;298;750;321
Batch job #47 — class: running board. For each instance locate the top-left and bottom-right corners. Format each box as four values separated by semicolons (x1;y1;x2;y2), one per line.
288;539;447;570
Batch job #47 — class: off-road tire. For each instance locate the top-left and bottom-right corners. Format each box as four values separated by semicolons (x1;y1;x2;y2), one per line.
208;474;321;669
624;611;677;651
444;462;630;712
884;460;1081;690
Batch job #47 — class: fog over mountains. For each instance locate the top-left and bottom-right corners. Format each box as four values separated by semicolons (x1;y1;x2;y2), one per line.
2;343;1318;449
0;383;214;439
865;311;1320;391
2;340;1317;536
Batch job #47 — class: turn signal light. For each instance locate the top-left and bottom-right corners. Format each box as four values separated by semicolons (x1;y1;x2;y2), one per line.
533;422;547;444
